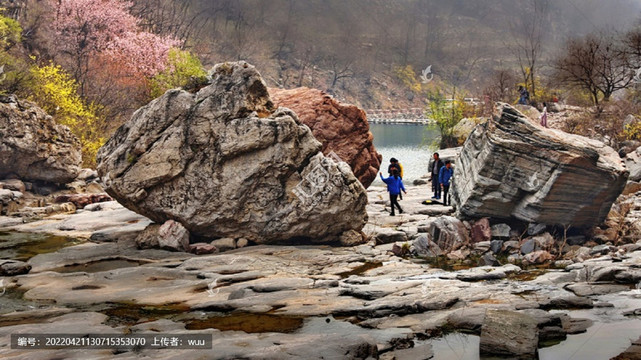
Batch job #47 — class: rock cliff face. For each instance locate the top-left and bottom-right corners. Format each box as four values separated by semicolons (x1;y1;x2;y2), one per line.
97;62;368;244
270;87;382;188
0;96;82;183
451;103;628;228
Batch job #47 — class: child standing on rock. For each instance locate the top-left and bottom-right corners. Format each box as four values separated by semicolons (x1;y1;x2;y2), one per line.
380;169;406;216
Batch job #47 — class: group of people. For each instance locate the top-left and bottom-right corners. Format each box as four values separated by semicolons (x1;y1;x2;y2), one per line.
379;154;454;216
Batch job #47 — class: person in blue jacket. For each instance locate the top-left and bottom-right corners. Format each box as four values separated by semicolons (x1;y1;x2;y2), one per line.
438;160;454;206
380;169;407;216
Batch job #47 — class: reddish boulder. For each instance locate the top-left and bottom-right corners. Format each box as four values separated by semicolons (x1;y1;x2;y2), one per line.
270;87;382;188
54;193;113;209
471;218;491;243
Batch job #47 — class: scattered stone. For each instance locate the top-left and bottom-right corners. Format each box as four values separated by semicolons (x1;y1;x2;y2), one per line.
376;228;408;245
0;260;31;275
210;238;237;252
527;223;547;236
451;103;628;228
421;216;470;253
236;238;249;248
479;309;539;359
471;218;491;243
479;253;500;266
490;240;503;254
136;220;190;252
523;250;553;265
77;168;98;181
54;193;112;209
566;235;586;246
0;179;25;192
491;223;511;240
190;243;217;255
0;97;82;183
97;61;367;244
412;179;427;185
520;238;538;255
412;235;442;257
339;230;366;246
625;146;641;182
473;241;491;253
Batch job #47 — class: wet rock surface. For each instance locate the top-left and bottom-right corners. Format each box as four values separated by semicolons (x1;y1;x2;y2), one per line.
97;62;367;244
1;183;641;359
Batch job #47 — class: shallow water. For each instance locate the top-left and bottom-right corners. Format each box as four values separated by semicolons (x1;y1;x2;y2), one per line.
0;231;83;261
426;292;641;360
369;123;440;186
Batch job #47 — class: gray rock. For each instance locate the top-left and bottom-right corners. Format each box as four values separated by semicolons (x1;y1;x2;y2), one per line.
527;223;547;236
97;61;367;244
541;295;593;309
566;235;586;246
590;244;611;256
447;307;486;332
503;240;520;253
0;179;25;192
0;98;81;183
479;253;500;266
520;238;537;255
473;241;491;253
565;283;630;297
376;228;408;244
625;146;641;182
479;309;538;359
412;234;442;257
420;216;470;253
0;260;31;275
77;168;98;181
412;179;427;185
210;238;237;252
339;230;366;246
490;240;503;254
136;220;190;252
451;103;628;227
491;223;511;239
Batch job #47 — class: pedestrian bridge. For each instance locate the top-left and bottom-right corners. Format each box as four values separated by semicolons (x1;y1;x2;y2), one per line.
365;108;433;125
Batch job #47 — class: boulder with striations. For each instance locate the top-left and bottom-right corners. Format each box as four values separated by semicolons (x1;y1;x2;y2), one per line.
0;95;82;183
97;61;368;244
451;103;628;228
270;87;382;188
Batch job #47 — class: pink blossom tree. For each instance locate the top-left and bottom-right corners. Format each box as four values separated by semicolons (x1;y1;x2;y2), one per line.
48;0;180;95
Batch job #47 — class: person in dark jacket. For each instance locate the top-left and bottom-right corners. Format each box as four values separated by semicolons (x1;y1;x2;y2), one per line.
429;153;444;199
438;160;454;206
388;158;404;199
380;169;406;216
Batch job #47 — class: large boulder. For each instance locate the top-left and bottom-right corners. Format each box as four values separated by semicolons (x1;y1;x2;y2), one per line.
451;103;628;228
270;87;382;188
0;96;82;183
625;146;641;182
97;61;368;244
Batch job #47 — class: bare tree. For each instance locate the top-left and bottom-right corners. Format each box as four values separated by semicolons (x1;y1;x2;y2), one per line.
553;31;633;108
325;55;354;89
506;0;549;101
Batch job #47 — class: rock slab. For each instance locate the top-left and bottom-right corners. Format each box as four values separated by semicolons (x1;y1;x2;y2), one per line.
479;309;539;359
0;96;81;183
452;103;628;228
270;87;382;188
97;62;367;243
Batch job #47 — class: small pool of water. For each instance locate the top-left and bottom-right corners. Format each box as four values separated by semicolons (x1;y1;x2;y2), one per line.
0;231;84;261
424;292;641;359
50;259;148;273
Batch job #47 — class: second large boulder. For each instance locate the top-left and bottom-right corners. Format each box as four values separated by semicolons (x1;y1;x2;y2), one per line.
270;87;382;188
452;103;628;228
97;62;368;244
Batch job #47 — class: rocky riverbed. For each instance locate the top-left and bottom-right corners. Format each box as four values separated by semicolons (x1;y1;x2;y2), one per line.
1;183;640;359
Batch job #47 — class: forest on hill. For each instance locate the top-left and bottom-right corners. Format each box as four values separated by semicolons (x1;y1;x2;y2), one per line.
1;0;641;164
